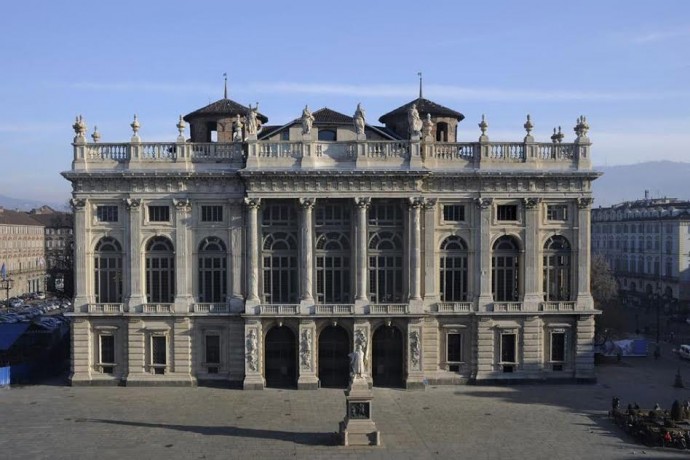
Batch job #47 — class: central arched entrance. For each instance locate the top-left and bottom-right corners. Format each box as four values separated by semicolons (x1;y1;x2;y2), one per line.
265;326;296;388
372;325;403;387
318;325;350;388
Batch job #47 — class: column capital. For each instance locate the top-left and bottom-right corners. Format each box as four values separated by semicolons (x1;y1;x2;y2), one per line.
244;197;262;209
523;197;541;209
475;197;493;209
577;197;594;209
354;197;371;209
70;198;87;211
124;198;141;211
408;197;424;209
173;198;192;212
423;198;437;210
299;197;316;209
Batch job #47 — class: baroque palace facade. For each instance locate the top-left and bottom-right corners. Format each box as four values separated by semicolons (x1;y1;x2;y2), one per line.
63;91;599;388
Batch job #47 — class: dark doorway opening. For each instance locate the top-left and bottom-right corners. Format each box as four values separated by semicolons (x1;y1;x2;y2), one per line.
265;326;296;388
372;325;404;387
318;325;350;388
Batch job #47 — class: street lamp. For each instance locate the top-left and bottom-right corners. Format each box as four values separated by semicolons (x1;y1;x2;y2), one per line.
0;278;14;307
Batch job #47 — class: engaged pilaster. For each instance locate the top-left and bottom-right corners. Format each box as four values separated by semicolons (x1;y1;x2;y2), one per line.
406;318;425;389
124;198;143;312
245;198;261;309
243;320;265;390
70;198;88;312
408;197;423;310
354;198;371;307
522;198;542;310
576;198;594;309
297;320;318;389
422;199;438;304
476;197;493;311
173;198;193;313
299;198;315;308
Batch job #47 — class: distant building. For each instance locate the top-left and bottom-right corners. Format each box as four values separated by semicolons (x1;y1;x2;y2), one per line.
63;88;599;388
591;195;690;310
27;206;73;295
0;207;46;297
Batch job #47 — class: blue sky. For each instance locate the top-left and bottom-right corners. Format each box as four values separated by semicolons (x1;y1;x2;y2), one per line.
1;0;689;204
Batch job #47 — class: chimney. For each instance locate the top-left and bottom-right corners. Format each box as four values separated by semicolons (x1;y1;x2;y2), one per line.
644;190;649;200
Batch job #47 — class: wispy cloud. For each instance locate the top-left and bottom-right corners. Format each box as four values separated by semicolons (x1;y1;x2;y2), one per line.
0;122;63;133
631;26;690;44
65;80;690;103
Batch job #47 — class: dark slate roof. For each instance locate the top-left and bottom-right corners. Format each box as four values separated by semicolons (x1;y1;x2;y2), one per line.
183;98;269;123
378;97;464;123
27;209;72;228
312;107;353;125
371;126;403;140
0;208;43;226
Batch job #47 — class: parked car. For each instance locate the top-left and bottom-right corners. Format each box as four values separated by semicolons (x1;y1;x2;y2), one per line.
8;298;23;308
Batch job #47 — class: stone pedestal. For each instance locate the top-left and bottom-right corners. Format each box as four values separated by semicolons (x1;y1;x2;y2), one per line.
339;378;381;446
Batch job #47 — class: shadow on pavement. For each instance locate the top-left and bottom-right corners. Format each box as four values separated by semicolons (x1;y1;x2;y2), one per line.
79;418;340;446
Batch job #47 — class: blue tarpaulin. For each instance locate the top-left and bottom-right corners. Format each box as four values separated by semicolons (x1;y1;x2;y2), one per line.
0;366;9;386
0;323;30;351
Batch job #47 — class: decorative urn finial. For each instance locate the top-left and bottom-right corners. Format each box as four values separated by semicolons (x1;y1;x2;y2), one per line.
72;115;86;137
523;114;533;136
91;125;101;143
130;114;140;136
478;114;488;135
176;115;186;139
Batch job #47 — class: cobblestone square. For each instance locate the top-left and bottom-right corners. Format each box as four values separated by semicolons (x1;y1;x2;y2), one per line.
3;347;690;459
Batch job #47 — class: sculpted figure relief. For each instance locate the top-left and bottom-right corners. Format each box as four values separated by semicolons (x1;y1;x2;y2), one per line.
233;114;243;141
246;330;258;371
301;105;315;135
353;103;366;135
408;104;423;138
349;344;366;379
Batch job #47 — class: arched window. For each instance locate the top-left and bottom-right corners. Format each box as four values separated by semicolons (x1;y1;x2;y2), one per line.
316;232;351;304
440;235;468;302
198;237;227;303
145;236;175;303
492;236;520;302
263;231;298;303
318;129;337;141
543;236;571;301
369;231;403;303
94;237;123;303
436;121;449;142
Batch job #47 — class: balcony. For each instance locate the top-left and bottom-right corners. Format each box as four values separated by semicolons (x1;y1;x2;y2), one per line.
314;304;355;315
142;303;173;314
88;303;124;314
434;302;474;313
257;304;300;315
193;303;229;314
492;302;523;312
539;301;576;312
368;304;409;315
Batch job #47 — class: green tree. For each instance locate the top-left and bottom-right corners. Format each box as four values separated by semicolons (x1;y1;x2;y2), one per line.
591;253;618;307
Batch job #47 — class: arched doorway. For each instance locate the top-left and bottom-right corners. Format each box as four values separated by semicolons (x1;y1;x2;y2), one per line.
372;325;403;387
318;325;350;388
265;326;296;388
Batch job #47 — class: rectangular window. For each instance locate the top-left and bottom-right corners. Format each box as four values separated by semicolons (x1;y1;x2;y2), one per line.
96;205;119;222
201;205;223;222
205;335;220;365
151;335;167;374
443;205;465;222
496;205;518;221
148;206;170;222
546;204;568;221
500;333;517;372
447;333;462;363
551;331;566;362
100;335;115;374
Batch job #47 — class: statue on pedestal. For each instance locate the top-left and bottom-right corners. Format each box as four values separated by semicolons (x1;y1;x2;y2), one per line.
408;104;423;138
353;103;366;136
301;105;315;135
349;344;366;379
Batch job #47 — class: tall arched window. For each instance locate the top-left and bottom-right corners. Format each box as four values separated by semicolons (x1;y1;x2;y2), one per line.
543;236;571;301
369;231;403;303
94;237;122;303
145;236;175;303
198;237;227;303
316;232;350;303
440;235;468;302
492;236;520;302
263;232;298;303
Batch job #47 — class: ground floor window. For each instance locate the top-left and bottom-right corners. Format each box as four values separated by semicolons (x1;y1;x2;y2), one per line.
446;331;463;372
549;329;567;371
500;332;517;373
99;334;115;374
205;334;220;374
151;335;167;375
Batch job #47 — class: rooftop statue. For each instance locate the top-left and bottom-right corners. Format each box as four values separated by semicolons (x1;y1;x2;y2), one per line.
408;104;423;138
301;105;315;135
353;103;366;136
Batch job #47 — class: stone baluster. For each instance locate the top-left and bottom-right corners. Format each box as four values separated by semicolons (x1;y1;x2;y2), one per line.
245;198;261;308
354;198;371;306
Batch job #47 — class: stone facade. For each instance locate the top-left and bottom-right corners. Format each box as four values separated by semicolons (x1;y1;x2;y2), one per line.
63;96;599;388
0;207;47;298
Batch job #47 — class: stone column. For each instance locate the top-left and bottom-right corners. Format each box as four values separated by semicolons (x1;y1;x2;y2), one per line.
408;198;423;308
70;198;88;312
354;198;371;307
297;319;318;389
124;198;143;312
422;199;438;305
476;198;493;311
522;198;542;311
243;320;265;390
229;200;244;312
173;199;193;313
406;318;425;389
576;198;594;310
244;198;261;309
299;198;315;308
